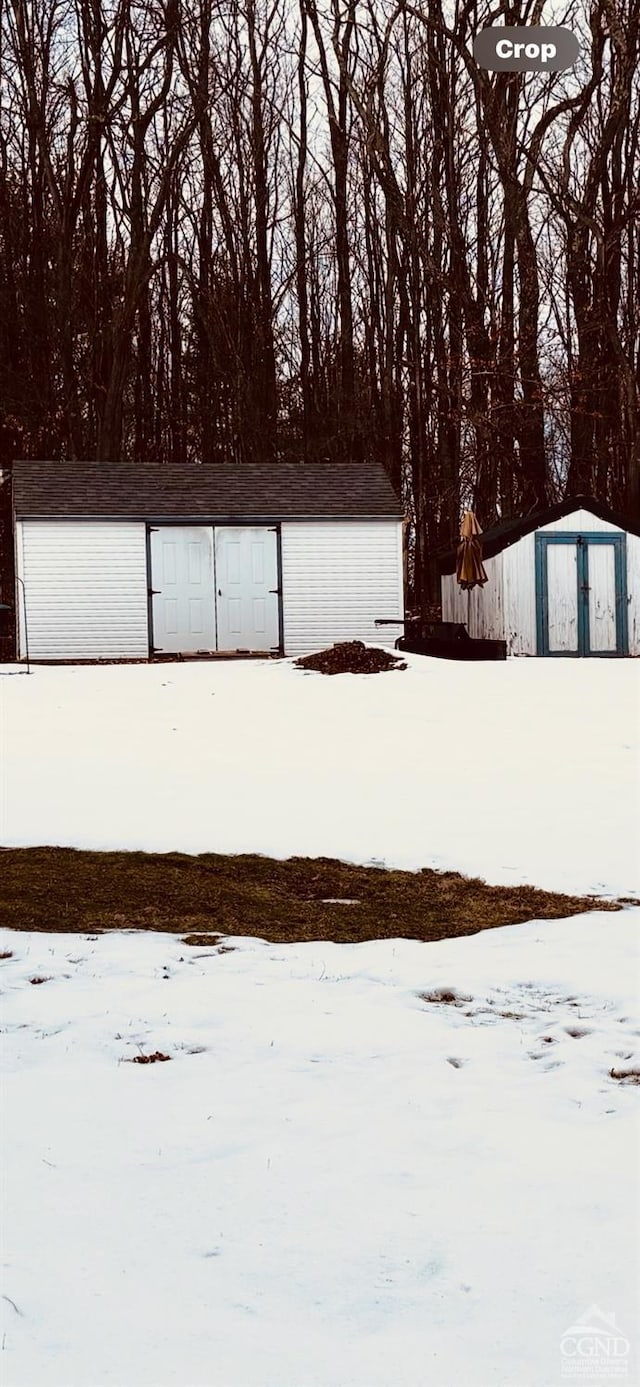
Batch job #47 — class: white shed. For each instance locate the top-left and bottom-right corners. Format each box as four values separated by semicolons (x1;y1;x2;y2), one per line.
10;461;404;661
440;496;640;657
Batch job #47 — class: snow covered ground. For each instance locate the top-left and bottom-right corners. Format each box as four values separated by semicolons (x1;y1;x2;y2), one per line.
1;916;639;1387
1;653;639;896
1;655;639;1386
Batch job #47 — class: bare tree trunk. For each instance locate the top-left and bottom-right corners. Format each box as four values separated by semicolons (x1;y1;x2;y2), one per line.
294;0;312;458
246;0;278;457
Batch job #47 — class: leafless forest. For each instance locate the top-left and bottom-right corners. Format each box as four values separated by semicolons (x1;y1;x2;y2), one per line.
0;0;638;598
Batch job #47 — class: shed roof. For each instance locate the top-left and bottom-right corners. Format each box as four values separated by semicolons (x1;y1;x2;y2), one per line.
12;460;403;521
439;495;640;573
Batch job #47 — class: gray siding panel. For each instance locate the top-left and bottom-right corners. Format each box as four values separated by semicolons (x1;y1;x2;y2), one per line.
17;521;149;659
280;521;404;655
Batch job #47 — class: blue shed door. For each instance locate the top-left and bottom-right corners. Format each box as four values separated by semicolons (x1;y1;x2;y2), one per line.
535;532;628;656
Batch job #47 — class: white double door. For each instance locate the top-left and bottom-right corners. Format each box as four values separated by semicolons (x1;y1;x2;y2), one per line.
150;525;279;654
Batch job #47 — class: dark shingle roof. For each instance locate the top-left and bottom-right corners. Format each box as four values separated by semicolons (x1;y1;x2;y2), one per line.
12;461;403;520
438;494;640;573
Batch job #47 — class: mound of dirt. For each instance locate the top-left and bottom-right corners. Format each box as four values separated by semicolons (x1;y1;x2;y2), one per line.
295;640;407;675
130;1051;171;1065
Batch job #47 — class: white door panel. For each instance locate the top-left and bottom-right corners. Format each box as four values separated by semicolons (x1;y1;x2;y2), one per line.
587;544;617;652
215;527;279;652
547;544;578;651
150;527;215;653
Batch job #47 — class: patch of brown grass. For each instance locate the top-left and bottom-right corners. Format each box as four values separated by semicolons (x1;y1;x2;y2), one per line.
0;949;14;960
0;847;622;946
181;933;223;947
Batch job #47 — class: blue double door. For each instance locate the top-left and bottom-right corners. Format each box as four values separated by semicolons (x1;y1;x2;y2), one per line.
535;532;628;656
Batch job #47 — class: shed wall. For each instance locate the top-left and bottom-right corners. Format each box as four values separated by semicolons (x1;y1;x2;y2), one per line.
17;521;148;659
503;534;537;654
280;520;404;655
441;553;505;640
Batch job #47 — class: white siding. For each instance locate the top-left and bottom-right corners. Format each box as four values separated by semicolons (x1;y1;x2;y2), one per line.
539;508;623;535
627;532;640;656
441;533;543;653
441;534;538;655
280;520;404;655
440;573;455;624
441;553;505;640
503;533;537;654
17;521;148;659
